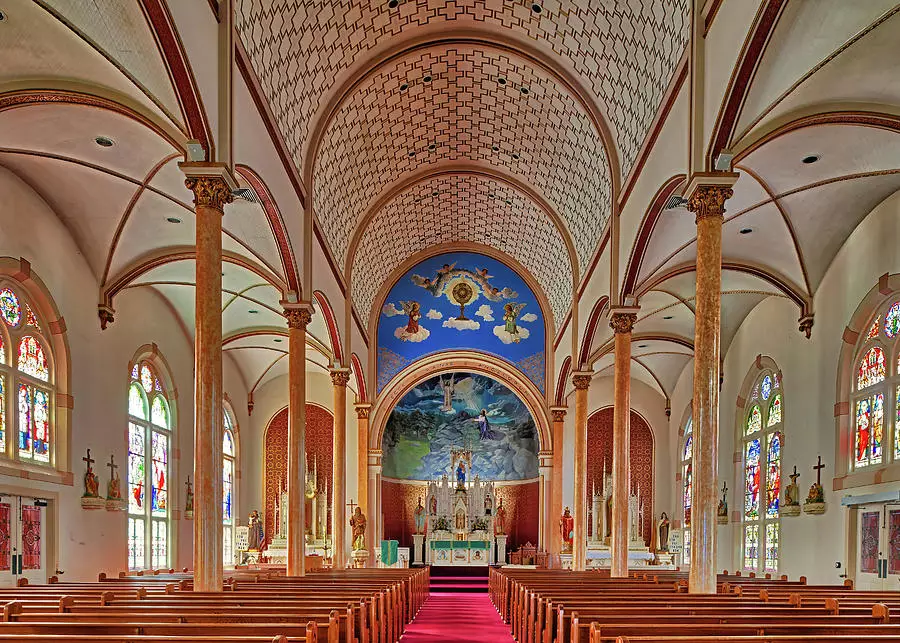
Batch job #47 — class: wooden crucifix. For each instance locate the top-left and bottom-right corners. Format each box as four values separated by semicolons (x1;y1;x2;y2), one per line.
106;454;118;480
82;448;95;473
346;498;358;516
789;465;800;484
813;455;825;486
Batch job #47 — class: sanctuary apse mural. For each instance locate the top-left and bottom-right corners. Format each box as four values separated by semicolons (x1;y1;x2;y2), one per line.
381;372;540;482
376;252;546;392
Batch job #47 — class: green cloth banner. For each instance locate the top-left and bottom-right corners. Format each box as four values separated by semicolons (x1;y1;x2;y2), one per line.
381;540;399;566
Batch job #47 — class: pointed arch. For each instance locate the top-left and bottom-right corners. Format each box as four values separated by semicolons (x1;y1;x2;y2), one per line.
578;296;610;369
555;356;572;407
312;290;343;366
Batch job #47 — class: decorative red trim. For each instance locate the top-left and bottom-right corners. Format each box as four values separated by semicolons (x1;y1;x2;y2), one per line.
555;356;572;406
707;0;787;168
351;353;368;402
234;165;301;296
312;290;343;365
139;0;213;156
578;296;610;368
621;175;686;299
703;0;726;36
352;307;369;348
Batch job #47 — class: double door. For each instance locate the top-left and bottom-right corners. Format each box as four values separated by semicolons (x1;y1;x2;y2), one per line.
857;503;900;590
0;495;46;587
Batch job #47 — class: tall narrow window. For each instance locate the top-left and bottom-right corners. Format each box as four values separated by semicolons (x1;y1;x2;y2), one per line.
127;361;172;570
0;284;54;464
223;410;236;567
742;371;783;573
680;417;692;562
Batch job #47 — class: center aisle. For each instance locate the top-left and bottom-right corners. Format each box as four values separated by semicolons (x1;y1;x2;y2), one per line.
401;591;514;643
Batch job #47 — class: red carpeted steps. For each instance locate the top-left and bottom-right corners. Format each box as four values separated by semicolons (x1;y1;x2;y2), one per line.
430;576;489;593
401;593;514;643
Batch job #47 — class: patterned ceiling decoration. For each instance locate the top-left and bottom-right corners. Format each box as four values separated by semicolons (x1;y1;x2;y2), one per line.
351;174;572;327
235;0;689;180
316;46;610;272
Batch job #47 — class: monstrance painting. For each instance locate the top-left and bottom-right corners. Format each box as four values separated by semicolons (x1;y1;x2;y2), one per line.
382;372;539;481
376;251;545;392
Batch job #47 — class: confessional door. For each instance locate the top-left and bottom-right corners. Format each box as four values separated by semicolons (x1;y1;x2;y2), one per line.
856;503;900;590
0;495;47;587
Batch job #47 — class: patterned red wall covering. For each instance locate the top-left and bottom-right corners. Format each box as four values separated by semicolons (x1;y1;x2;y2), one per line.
381;479;540;554
263;405;334;545
586;408;654;545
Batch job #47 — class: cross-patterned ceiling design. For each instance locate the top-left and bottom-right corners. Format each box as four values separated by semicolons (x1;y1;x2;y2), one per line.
235;0;689;182
316;46;609;272
351;174;572;327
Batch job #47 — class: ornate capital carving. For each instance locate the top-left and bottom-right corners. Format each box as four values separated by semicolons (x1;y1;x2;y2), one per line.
284;307;313;330
551;408;567;423
98;305;115;331
184;176;234;211
686;185;733;222
330;369;351;387
609;311;638;334
572;372;592;391
799;315;814;339
355;404;372;420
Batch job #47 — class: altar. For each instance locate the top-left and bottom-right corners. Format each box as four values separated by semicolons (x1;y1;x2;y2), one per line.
420;448;503;566
585;461;653;568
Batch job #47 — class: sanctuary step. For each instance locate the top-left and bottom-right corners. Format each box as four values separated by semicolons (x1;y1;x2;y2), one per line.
428;564;490;578
430;576;489;593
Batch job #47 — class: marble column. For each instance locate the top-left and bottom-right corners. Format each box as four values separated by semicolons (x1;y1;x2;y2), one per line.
609;308;638;578
538;453;553;550
330;368;351;569
571;372;593;571
180;163;236;592
355;404;372;528
367;453;382;565
284;302;314;576
550;407;566;554
685;174;737;594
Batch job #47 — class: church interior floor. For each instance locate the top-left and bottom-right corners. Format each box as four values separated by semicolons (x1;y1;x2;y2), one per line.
401;592;514;642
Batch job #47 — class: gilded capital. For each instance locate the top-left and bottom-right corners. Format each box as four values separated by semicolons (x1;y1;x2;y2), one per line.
572;372;592;391
609;312;637;334
355;404;372;420
330;369;351;387
551;408;567;423
284;307;312;330
686;185;733;222
184;176;234;211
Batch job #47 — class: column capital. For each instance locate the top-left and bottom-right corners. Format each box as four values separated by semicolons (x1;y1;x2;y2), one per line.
179;162;238;211
330;367;351;387
572;371;593;390
550;406;567;422
282;301;314;329
684;172;739;222
355;403;372;419
608;306;640;334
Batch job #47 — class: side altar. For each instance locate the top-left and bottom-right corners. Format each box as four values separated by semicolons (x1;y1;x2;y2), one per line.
419;448;506;566
585;460;653;568
263;458;331;564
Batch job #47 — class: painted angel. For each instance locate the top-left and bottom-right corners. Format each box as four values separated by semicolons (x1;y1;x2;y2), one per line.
401;301;421;335
503;303;527;342
410;274;440;296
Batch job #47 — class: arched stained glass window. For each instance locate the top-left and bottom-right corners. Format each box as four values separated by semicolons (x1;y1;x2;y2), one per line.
127;359;173;570
680;415;692;563
858;347;886;391
0;283;55;464
223;409;237;566
742;369;783;573
886;302;900;339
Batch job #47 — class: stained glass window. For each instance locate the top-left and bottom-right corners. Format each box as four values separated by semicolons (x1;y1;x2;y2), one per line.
681;416;692;531
223;410;237;566
0;502;9;572
745;406;761;435
766;432;781;518
683;462;692;526
743;524;759;570
0;336;5;364
860;511;879;574
767;395;782;427
17;383;50;462
127;360;172;569
744;438;761;520
868;317;880;339
0;289;20;327
761;376;772;401
885;302;900;338
0;375;5;454
764;523;779;572
21;504;41;570
856;394;884;467
890;510;900;575
24;305;39;330
857;346;886;390
17;337;49;381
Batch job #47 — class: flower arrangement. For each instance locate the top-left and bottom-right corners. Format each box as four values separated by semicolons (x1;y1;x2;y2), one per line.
433;516;450;531
471;517;489;532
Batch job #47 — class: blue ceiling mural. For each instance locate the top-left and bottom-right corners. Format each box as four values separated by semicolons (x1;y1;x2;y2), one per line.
377;252;546;393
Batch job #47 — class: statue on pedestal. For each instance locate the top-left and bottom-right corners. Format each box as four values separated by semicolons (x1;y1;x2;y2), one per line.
785;466;801;506
456;460;467;488
350;506;367;551
717;482;728;524
803;456;826;515
560;506;574;553
82;449;99;498
413;497;426;534
248;510;264;551
495;498;507;535
656;512;670;552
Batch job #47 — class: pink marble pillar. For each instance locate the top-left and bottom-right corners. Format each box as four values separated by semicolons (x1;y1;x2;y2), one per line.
550;407;566;554
330;368;350;569
571;372;592;571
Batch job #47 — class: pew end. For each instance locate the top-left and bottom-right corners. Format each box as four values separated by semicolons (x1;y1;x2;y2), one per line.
1;601;21;622
825;597;840;615
873;602;891;624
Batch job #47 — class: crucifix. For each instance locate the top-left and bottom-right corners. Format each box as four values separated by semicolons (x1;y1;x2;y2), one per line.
721;481;728;500
813;455;825;486
107;454;118;480
82;448;95;473
789;465;800;485
346;498;358;515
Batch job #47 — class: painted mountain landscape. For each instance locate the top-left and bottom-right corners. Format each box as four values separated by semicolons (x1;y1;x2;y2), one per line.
382;372;539;481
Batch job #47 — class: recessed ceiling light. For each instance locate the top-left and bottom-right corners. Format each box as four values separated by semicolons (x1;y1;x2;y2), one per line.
0;10;6;21
512;153;520;160
166;217;181;224
387;0;399;8
274;338;283;343
432;191;439;197
399;82;409;91
492;145;500;152
531;3;543;13
248;309;259;314
423;74;432;83
739;227;753;235
520;86;530;95
802;155;819;164
408;150;415;157
663;315;674;320
498;77;507;86
428;143;436;151
504;199;512;205
638;344;648;349
488;193;496;198
94;136;114;147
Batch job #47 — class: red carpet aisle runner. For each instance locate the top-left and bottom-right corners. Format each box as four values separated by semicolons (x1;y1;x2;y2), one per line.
401;592;514;643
